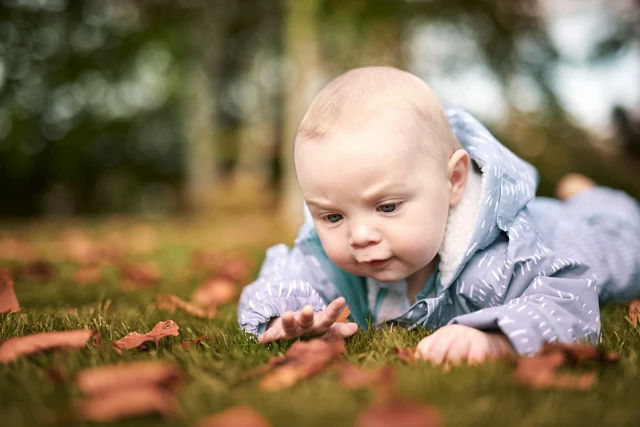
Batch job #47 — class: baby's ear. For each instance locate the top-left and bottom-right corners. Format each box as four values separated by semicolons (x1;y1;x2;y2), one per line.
447;149;470;206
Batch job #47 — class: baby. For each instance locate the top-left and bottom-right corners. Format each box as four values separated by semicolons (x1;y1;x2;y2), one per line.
238;66;640;365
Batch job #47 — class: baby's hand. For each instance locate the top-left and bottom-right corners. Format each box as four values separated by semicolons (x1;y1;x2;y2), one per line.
415;324;515;365
258;297;358;343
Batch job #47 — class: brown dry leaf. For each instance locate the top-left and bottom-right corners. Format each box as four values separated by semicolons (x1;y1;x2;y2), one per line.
72;265;103;285
76;386;177;422
76;361;182;395
514;342;616;390
629;299;640;326
196;405;271;427
395;347;417;365
335;362;395;390
114;320;179;352
157;293;216;319
335;305;351;323
0;237;37;262
355;399;443;427
0;329;98;364
541;342;619;364
181;335;209;350
13;260;56;282
257;338;346;391
191;277;237;308
218;256;253;282
120;261;160;289
0;267;20;313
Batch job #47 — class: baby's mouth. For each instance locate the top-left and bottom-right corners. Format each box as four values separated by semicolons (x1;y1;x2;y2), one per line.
363;257;393;269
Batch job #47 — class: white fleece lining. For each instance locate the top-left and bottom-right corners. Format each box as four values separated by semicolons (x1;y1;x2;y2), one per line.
438;164;485;286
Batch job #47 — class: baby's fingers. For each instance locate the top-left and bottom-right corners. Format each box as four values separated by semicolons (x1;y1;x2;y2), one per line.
326;322;358;338
281;311;298;335
318;297;346;327
296;305;315;330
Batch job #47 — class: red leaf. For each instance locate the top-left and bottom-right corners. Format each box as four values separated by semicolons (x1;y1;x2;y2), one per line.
191;277;237;308
355;399;443;427
254;338;346;391
335;362;395;390
0;329;98;364
114;320;179;351
0;267;20;313
395;347;417;365
157;293;216;319
629;299;640;326
76;361;182;395
181;335;209;350
76;386;177;421
72;265;103;285
75;361;182;422
120;262;160;289
196;405;271;427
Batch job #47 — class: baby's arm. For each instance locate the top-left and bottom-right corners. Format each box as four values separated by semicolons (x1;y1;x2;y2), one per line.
258;297;358;343
415;324;515;365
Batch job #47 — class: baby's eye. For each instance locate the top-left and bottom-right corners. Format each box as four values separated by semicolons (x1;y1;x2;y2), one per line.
377;203;397;213
324;213;343;223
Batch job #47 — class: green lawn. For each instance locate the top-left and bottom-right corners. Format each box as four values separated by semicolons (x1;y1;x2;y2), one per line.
1;213;639;427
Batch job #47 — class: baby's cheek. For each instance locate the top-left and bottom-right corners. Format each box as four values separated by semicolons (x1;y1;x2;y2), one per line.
317;234;352;269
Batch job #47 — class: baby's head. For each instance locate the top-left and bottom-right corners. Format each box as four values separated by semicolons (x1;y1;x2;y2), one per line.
294;66;469;291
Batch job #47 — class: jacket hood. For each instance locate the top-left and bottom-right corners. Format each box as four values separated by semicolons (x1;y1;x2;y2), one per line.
437;106;538;288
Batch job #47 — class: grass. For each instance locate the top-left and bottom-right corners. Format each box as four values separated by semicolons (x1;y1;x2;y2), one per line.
1;208;639;427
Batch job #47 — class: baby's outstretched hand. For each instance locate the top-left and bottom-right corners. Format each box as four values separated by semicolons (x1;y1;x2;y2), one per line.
258;297;358;343
415;324;515;366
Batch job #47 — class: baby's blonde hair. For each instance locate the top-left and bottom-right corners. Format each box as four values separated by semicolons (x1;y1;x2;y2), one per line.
294;66;461;161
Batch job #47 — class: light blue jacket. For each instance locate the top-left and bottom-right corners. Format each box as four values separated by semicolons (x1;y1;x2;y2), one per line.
238;106;640;354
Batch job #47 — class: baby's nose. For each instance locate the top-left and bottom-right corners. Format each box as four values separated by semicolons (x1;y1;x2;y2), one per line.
349;221;381;248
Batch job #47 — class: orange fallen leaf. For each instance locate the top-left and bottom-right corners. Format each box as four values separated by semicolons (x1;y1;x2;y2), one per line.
255;338;345;391
157;293;216;319
191;277;237;308
355;399;443;427
181;335;209;350
395;347;417;365
0;267;20;313
75;361;182;422
335;305;351;323
0;329;99;364
218;256;253;282
114;320;179;352
73;265;103;285
120;261;160;289
335;362;395;390
196;405;271;427
76;361;182;395
76;386;177;422
629;299;640;326
514;342;617;390
0;236;37;262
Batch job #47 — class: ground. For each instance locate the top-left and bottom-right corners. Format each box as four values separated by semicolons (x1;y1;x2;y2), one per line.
1;200;639;427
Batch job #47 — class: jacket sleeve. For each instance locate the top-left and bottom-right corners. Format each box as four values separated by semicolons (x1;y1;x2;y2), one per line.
449;263;601;355
237;225;341;336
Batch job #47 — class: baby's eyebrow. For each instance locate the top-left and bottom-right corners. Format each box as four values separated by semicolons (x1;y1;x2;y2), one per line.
305;199;335;210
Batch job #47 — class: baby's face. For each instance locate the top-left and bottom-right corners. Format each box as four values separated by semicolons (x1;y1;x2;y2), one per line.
295;115;453;284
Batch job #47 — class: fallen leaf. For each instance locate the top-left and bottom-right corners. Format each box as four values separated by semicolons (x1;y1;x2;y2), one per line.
191;277;237;308
76;361;182;395
0;237;37;262
13;260;56;282
0;329;98;364
256;338;345;391
218;256;252;282
75;361;182;422
120;261;160;289
629;299;640;326
157;293;216;319
335;362;395;390
355;399;443;427
72;265;103;285
513;342;616;390
335;305;351;323
181;335;209;350
395;347;417;365
114;320;179;352
0;267;20;313
196;405;271;427
76;386;177;421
